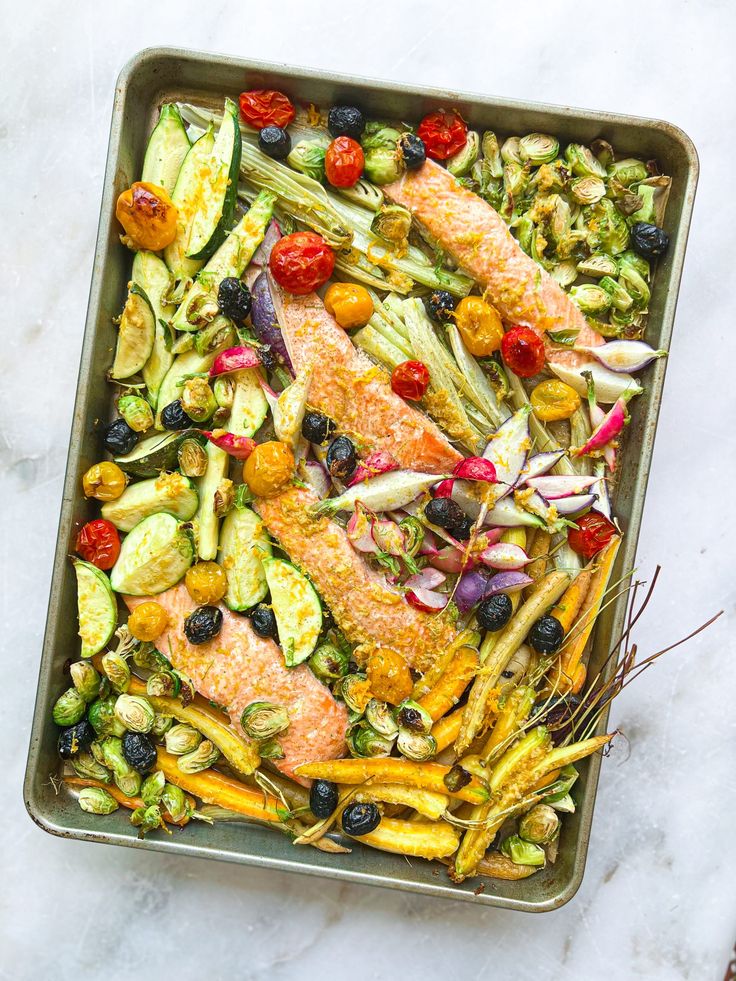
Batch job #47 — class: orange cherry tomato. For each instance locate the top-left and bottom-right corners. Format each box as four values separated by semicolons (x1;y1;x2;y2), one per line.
454;296;504;356
367;648;413;705
239;89;295;129
325;136;364;188
128;601;169;642
501;325;546;378
530;380;581;421
185;561;228;605
82;462;127;501
269;232;335;295
416;110;468;161
115;182;178;251
75;519;121;570
324;283;374;329
244;441;295;498
391;360;430;401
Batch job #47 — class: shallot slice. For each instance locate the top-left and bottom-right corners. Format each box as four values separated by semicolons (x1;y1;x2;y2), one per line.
574;339;666;373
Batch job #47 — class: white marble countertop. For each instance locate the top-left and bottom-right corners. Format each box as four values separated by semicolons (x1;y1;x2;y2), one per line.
3;1;735;978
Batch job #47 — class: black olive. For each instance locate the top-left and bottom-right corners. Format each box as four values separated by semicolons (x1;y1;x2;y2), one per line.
326;435;357;479
103;418;137;456
424;497;467;530
309;779;339;818
426;289;456;323
258;126;292;160
327;105;365;140
528;614;565;654
397;706;424;732
397;132;426;170
121;732;157;773
161;399;194;431
57;721;94;759
218;277;252;322
449;515;474;541
258;345;278;372
341;801;381;836
184;605;223;645
302;410;337;445
249;604;278;639
477;593;514;632
630;221;669;260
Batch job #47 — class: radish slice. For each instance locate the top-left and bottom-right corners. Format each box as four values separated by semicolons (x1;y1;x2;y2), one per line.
418;527;441;556
433;478;455;498
551;493;597;516
574;339;667;373
347;450;399;487
405;568;446;591
483;406;531;491
522;450;566;480
548;360;642;405
406;586;448;612
301;459;331;499
371;518;406;556
484;571;533;596
430;545;475;574
486;497;546;529
453;457;497;483
525;475;599;499
209;346;261;377
480;542;530;570
203;430;255;460
347;503;379;554
455;569;491;612
574;394;633;458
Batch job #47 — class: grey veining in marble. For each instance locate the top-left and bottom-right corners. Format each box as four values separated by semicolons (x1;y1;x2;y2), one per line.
2;1;735;978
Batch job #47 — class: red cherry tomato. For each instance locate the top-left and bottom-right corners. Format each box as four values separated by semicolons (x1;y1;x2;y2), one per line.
239;89;295;129
416;110;468;161
325;136;364;188
391;360;431;401
269;231;335;295
568;511;618;559
76;519;121;570
501;325;546;378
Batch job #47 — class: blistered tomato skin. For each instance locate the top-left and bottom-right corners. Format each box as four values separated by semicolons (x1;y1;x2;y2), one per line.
501;325;546;378
325;137;364;188
568;511;617;559
530;380;581;421
128;601;169;642
391;360;430;401
416;111;468;161
243;441;295;498
324;282;373;328
454;296;505;356
239;89;295;129
76;519;121;571
185;562;228;605
115;182;178;251
269;232;335;295
82;462;127;501
367;648;413;705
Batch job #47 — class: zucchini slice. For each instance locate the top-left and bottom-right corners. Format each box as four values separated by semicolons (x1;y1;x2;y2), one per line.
114;430;205;478
100;473;198;532
171;189;276;333
186;98;242;260
141;104;190;195
155;344;228;429
132;251;175;404
163;127;216;289
73;559;118;658
264;559;322;667
195;442;229;561
227;368;269;438
110;513;194;596
111;283;155;380
218;507;271;611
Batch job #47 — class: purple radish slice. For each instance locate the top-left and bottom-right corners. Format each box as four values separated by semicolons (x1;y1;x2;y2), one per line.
522;450;566;481
480;542;530;570
574;339;666;373
525;475;599;499
550;493;597;516
482;405;531;493
592;463;612;519
455;568;491;613
406;586;449;613
251;272;294;372
483;571;533;596
251;219;282;267
209;345;261;377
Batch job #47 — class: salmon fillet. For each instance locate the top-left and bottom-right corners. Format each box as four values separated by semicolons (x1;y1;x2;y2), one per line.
384;161;605;361
255;485;457;672
125;585;348;782
270;281;462;473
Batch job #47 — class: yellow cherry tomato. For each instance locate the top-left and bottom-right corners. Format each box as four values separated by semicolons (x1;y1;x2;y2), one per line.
115;181;178;251
530;380;581;421
366;647;413;705
324;283;374;330
454;296;504;356
185;561;228;605
243;441;295;498
128;601;169;642
82;462;127;501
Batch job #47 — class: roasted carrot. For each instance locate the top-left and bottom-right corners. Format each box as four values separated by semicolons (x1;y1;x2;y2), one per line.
350;783;449;820
355;817;460;860
417;646;479;721
295;758;489;805
64;776;194;826
479;685;535;762
431;708;464;752
550;566;594;635
155;749;283;822
524;529;551;595
411;628;479;698
475;851;539;880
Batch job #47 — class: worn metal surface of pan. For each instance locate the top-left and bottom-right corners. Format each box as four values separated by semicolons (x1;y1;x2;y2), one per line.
24;47;698;910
